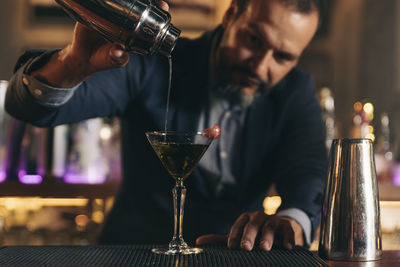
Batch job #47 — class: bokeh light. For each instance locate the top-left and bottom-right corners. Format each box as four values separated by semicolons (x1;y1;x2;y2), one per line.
354;101;363;112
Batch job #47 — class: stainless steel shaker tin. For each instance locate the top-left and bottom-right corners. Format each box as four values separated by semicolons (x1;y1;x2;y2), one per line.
56;0;181;56
319;138;382;261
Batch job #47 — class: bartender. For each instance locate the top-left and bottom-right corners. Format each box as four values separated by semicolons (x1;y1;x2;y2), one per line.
6;0;327;251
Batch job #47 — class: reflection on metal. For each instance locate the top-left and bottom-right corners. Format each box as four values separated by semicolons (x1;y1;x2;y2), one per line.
55;0;180;56
319;138;382;261
0;81;10;183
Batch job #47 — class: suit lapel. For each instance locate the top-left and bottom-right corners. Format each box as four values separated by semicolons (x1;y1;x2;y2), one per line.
241;95;273;184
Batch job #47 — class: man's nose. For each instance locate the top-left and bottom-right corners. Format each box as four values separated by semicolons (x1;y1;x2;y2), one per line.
251;50;273;78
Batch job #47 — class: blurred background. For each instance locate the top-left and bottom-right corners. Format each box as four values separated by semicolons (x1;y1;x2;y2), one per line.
0;0;400;250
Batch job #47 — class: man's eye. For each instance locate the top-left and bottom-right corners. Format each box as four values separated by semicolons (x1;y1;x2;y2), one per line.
274;52;294;62
245;33;261;46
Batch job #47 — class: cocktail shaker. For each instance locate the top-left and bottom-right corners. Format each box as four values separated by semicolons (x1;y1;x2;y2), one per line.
55;0;181;56
319;138;382;261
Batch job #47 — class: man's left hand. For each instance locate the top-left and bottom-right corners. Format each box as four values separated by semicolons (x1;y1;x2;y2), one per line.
195;211;304;251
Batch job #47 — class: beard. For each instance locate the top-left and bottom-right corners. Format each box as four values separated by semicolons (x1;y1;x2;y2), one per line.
213;65;270;108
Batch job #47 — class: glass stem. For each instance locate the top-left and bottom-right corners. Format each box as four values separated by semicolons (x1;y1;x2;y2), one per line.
170;180;187;249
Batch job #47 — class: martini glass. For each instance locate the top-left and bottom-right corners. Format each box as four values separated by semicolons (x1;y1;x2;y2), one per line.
146;131;213;255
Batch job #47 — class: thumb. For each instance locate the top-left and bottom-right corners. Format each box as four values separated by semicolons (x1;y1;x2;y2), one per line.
196;234;228;246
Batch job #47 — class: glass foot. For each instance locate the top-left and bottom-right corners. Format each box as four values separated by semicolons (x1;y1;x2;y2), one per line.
151;247;203;255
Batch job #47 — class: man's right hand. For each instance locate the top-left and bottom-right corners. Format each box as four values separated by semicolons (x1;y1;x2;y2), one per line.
31;0;170;88
70;23;130;75
31;22;130;89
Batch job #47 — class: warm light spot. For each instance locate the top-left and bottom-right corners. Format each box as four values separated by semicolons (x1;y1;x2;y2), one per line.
367;125;374;133
325;98;334;111
25;198;41;211
0;207;7;217
40;198;88;207
0;198;88;209
4;199;17;210
99;126;112;140
354;101;363;112
381;114;389;127
75;214;89;227
320;87;331;98
365;133;375;142
92;211;104;224
263;196;282;215
95;199;103;206
385;151;393;161
105;198;115;212
363;102;374;114
353;115;362;125
380;201;400;207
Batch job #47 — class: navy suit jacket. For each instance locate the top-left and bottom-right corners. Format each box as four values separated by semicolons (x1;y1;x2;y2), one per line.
6;28;328;245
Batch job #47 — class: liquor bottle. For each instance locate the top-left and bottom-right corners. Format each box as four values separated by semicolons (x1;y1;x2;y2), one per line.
318;87;336;149
375;113;393;184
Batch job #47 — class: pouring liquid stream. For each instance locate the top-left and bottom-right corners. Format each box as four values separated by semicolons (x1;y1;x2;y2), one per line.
163;55;172;137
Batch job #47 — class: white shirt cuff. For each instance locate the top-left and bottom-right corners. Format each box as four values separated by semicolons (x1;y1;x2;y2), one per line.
21;50;80;107
22;74;80;107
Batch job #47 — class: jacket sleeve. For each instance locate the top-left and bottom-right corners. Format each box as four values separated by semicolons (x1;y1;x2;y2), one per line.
5;49;151;127
274;71;328;242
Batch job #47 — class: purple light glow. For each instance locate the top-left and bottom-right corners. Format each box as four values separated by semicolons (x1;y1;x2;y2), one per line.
392;166;400;186
19;175;43;184
64;172;106;184
18;170;26;178
0;171;6;183
53;168;65;178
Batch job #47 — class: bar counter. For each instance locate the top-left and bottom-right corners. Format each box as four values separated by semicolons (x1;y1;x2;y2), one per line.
321;251;400;266
0;245;398;266
0;181;120;198
0;245;326;266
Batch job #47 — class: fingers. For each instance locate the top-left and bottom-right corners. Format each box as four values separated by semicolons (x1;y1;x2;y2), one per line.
109;43;130;67
276;219;295;250
281;217;304;247
260;218;276;251
227;212;304;252
70;23;130;75
89;43;129;73
155;0;169;11
73;23;106;52
228;213;249;249
196;234;228;246
240;211;267;251
260;217;303;250
260;217;293;250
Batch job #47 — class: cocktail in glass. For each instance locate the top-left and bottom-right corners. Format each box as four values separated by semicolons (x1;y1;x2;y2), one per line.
146;131;214;255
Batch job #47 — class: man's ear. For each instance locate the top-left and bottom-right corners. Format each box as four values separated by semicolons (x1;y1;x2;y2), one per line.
222;0;239;29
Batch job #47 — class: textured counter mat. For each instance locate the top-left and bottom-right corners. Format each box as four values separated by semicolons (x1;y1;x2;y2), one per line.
0;245;328;266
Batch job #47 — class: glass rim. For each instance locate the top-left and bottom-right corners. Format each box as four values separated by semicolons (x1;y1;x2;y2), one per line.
145;131;204;136
331;138;373;144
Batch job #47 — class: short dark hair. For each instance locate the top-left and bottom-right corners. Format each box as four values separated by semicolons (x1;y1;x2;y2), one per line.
236;0;326;26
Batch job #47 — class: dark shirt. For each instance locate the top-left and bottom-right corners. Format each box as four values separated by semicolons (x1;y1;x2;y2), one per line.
5;27;328;245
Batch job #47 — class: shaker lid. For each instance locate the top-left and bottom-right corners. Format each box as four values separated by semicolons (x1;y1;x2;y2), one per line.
158;24;181;56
